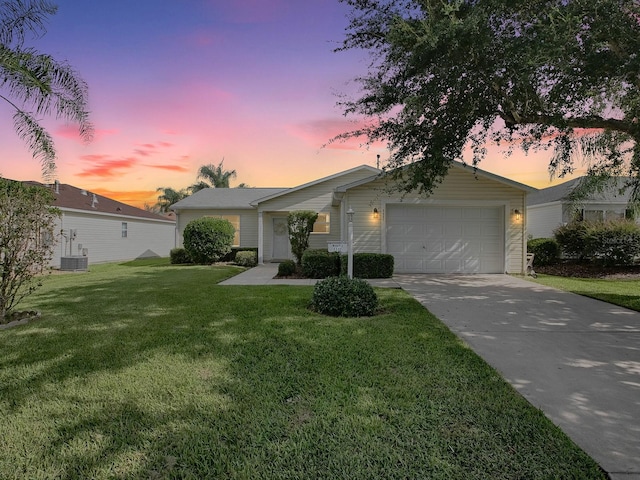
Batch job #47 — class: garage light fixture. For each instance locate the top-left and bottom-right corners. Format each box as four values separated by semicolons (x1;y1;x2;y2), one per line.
373;207;379;219
513;209;522;221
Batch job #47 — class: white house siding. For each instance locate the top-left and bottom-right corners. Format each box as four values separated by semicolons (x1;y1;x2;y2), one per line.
526;203;564;239
259;169;376;262
54;209;175;266
344;167;527;274
175;209;259;248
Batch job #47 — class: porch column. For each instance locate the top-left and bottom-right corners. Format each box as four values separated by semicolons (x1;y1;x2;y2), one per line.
257;211;264;264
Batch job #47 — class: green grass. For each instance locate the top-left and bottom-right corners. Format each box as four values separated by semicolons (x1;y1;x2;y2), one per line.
0;260;605;479
531;274;640;311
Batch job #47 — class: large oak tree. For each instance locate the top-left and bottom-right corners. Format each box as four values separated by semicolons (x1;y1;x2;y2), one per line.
337;0;640;199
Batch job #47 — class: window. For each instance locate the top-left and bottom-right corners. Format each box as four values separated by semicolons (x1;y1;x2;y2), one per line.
312;213;330;234
583;210;603;222
121;222;128;238
208;215;240;246
581;209;631;222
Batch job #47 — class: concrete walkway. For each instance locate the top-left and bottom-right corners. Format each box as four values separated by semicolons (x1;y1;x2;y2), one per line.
220;266;640;479
219;263;402;288
395;274;640;480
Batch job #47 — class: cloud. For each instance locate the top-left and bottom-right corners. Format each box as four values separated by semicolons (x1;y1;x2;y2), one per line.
55;125;119;142
76;157;138;178
185;30;225;47
145;164;190;172
288;118;383;150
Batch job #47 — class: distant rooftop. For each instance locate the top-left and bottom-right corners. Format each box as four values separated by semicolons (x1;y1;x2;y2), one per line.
171;188;287;210
23;180;174;222
527;176;632;206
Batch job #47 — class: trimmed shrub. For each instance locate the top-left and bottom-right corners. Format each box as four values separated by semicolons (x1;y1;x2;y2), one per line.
170;248;192;264
302;249;341;278
340;253;394;278
235;250;257;267
278;260;297;277
526;238;559;266
183;217;235;264
310;276;378;317
220;247;259;263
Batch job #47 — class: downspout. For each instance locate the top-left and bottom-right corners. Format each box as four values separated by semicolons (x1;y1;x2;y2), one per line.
258;211;264;264
522;193;527;275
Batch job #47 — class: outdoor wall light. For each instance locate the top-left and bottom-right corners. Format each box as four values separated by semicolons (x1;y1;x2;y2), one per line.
373;207;379;219
513;209;522;221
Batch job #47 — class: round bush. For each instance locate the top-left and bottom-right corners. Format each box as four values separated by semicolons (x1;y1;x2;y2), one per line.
310;276;378;317
278;260;297;277
235;250;257;267
183;217;235;264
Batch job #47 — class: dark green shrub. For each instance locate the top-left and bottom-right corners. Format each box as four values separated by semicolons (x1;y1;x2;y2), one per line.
183;217;235;264
170;248;192;264
278;260;297;277
554;222;589;260
235;251;257;267
554;220;640;265
288;211;318;266
310;276;378;317
340;253;394;278
586;221;640;266
526;238;559;266
302;249;341;278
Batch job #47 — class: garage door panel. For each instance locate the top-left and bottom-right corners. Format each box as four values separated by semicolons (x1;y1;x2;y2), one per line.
387;205;504;274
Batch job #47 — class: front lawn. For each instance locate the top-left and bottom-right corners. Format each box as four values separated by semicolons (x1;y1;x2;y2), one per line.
531;274;640;312
0;260;605;479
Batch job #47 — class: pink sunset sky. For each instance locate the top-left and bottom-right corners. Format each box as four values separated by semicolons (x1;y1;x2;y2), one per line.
0;0;585;208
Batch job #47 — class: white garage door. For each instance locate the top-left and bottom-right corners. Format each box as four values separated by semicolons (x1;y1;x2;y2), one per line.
386;205;504;274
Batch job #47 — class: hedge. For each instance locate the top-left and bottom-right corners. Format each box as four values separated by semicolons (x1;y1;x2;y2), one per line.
340;253;394;278
301;249;341;278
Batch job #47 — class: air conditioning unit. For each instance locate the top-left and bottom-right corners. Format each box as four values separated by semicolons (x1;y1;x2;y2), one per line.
60;255;88;271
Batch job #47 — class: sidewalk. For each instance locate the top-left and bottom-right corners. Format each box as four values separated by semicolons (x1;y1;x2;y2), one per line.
218;263;402;288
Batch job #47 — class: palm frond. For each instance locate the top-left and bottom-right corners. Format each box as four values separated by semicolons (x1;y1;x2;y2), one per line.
0;0;57;47
12;108;56;179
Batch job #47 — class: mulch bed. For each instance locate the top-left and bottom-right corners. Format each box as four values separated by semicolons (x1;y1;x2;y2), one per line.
535;263;640;279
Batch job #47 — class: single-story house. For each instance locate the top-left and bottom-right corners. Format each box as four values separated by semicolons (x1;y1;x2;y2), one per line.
171;163;534;274
526;176;636;239
26;180;176;268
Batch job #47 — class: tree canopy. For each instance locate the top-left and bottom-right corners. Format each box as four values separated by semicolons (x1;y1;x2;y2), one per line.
0;0;93;179
191;160;237;192
337;0;640;200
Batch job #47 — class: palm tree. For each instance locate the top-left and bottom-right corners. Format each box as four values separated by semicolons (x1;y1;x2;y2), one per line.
0;1;93;180
190;160;237;192
155;187;188;213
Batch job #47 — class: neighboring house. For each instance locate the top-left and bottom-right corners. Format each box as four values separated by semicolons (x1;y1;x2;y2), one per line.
526;176;636;239
27;180;175;267
171;163;534;274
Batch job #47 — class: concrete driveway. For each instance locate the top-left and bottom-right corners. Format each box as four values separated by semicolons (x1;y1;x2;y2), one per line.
395;274;640;480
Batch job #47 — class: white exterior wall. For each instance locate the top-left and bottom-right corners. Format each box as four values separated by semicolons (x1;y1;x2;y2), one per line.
54;209;175;266
526;203;563;239
259;169;376;262
175;208;259;248
345;168;528;274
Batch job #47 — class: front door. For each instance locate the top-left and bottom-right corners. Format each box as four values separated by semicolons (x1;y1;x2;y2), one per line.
272;217;290;260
